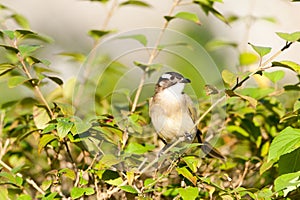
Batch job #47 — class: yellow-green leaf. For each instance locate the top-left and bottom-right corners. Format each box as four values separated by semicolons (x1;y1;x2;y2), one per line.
272;61;300;74
174;12;201;25
38;134;57;153
178;187;199;200
33;106;51;129
276;31;300;42
239;52;258;66
176;167;197;185
222;69;236;87
263;70;285;83
8;76;27;88
249;43;271;57
118;34;147;46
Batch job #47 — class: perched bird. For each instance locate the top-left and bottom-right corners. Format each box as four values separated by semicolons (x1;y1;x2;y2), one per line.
149;71;224;159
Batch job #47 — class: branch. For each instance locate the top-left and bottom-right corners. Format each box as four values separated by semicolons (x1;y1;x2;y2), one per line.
190;41;294;132
0;159;45;195
130;0;182;113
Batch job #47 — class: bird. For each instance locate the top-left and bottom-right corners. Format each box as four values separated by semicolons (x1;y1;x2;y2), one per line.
149;71;224;160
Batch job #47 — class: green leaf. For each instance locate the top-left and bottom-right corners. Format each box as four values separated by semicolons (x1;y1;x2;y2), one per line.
0;63;15;76
206;39;237;51
263;70;285;83
58;52;86;62
165;12;201;25
19;44;42;57
239;52;258;66
272;61;300;74
70;187;95;199
119;0;152;7
105;177;123;186
222;69;236;86
118;34;147;46
119;185;138;194
125;142;152;154
274;171;300;194
41;179;52;191
38;134;57;153
33;106;51;129
177;187;199;200
3;30;15;40
182;156;199;173
0;44;19;53
144;178;155;188
278;148;300;175
276;31;300;42
226;125;249;137
88;30;112;40
193;0;228;24
57;118;74;139
8;76;27;88
41;192;58;200
46;76;64;85
17;194;32;200
238;87;274;99
59;168;76;180
294;100;300;112
11;14;30;29
268;127;300;162
249;43;272;57
176;167;197;185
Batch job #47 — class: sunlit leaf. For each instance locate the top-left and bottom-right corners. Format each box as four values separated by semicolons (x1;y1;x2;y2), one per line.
222;69;236;87
70;187;94;199
58;52;86;63
178;187;199;200
193;0;228;24
125;142;154;154
2;30;15;40
165;12;201;25
176;167;197;185
272;61;300;74
226;125;249;137
57;118;74;139
0;44;19;53
118;34;147;46
105;177;123;186
263;70;285;83
33;106;51;129
8;76;27;88
59;168;76;180
11;14;30;29
19;44;42;57
276;31;300;42
88;30;112;40
46;76;64;85
119;185;138;194
268;127;300;162
239;52;258;66
182;156;199;173
0;63;15;76
274;171;300;195
249;43;271;57
38;134;57;153
119;0;151;7
206;39;237;51
294;100;300;112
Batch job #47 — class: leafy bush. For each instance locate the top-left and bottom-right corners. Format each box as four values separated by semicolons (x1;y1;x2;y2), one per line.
0;0;299;199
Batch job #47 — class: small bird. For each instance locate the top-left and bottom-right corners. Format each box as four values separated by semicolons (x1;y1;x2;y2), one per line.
149;72;224;159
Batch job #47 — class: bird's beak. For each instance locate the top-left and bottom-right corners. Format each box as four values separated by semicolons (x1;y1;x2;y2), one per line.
180;78;191;83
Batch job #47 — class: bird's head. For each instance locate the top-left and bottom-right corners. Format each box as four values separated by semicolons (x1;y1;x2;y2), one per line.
155;72;191;94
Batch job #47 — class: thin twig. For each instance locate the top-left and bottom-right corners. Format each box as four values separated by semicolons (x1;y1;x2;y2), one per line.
190;41;294;132
0;159;45;195
130;0;182;113
14;41;54;118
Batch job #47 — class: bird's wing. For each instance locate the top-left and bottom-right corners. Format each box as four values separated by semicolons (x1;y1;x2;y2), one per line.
183;93;197;123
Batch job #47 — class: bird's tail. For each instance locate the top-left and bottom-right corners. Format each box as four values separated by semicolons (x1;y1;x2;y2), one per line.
196;129;225;160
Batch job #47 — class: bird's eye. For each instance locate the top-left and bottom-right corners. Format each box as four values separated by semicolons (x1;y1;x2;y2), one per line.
170;75;175;80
